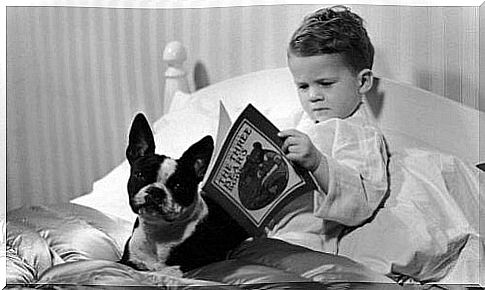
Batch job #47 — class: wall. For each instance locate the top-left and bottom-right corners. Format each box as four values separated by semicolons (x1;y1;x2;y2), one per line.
480;2;485;248
6;4;480;210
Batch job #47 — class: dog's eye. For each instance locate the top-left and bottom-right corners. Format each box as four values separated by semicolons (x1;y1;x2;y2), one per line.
135;172;145;181
173;183;181;191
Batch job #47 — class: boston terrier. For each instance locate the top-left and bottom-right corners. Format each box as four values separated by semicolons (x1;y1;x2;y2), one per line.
120;113;249;275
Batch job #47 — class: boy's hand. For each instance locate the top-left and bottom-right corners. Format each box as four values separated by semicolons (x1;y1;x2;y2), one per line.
278;129;322;172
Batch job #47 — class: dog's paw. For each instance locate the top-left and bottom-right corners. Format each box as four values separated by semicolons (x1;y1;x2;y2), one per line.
156;265;183;277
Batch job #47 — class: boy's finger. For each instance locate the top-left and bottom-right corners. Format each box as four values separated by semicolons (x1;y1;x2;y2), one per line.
284;136;301;146
281;136;300;152
281;141;288;152
287;144;302;153
281;138;292;152
285;152;301;162
277;129;301;138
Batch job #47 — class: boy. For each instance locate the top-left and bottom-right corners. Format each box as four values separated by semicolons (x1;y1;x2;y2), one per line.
266;5;389;254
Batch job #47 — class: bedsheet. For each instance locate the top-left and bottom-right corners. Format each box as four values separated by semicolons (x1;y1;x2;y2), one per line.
5;203;401;289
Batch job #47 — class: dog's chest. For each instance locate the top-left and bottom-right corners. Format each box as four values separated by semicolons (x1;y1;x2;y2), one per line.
127;201;207;271
129;231;178;270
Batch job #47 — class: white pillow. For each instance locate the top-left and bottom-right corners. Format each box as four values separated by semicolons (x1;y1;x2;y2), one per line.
71;160;136;223
179;68;304;130
167;90;194;114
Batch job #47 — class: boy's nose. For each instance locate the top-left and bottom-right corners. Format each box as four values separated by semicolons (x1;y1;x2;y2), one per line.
309;87;324;102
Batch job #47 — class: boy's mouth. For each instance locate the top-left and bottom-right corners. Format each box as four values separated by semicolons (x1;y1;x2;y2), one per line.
312;107;330;112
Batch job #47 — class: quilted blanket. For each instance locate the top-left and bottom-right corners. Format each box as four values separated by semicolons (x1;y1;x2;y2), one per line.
4;203;396;289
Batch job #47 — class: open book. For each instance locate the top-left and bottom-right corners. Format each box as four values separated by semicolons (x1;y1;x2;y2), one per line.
202;103;317;236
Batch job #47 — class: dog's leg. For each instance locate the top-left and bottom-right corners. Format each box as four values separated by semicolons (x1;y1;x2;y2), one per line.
155;265;183;277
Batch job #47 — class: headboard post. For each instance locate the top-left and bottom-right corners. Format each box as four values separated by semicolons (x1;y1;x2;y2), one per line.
163;41;190;114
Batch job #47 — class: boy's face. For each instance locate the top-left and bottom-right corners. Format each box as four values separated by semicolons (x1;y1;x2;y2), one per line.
288;53;364;123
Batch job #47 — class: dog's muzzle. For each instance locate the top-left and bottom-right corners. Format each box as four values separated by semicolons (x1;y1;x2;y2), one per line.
137;186;196;222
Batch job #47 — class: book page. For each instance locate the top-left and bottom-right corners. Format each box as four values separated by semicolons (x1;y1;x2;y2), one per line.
204;101;232;184
214;101;232;158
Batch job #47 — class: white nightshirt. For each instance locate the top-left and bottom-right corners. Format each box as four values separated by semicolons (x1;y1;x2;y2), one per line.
267;100;389;254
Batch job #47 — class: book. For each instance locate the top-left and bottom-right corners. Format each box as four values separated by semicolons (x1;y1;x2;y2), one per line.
202;103;318;236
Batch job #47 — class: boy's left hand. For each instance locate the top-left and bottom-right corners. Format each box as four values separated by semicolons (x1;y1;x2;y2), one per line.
278;129;322;172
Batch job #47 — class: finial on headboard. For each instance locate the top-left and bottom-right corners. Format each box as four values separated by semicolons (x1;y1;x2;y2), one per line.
163;41;190;114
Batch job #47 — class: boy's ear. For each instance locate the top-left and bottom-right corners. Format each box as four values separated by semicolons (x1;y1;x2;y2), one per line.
357;69;374;95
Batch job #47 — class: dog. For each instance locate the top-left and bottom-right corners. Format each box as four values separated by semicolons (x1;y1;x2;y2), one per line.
120;113;249;275
119;113;214;274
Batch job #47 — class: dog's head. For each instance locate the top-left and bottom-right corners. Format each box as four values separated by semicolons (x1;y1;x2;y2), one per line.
126;113;213;223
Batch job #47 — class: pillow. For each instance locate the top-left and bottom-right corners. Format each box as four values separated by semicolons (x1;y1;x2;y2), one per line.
338;148;482;283
71;160;136;223
167;90;194;114
177;68;304;130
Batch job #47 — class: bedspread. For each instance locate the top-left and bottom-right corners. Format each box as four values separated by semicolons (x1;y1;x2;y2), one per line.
5;203;402;289
5;204;223;288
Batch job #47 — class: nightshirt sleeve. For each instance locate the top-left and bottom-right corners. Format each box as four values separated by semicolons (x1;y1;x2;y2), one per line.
311;120;389;227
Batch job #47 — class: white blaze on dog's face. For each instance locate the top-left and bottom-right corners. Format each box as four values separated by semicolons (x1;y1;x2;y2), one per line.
158;158;178;184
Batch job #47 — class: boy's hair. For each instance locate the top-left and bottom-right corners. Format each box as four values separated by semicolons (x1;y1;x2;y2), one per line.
288;5;374;72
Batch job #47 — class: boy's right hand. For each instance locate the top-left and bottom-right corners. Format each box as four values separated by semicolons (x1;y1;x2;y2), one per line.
278;129;322;172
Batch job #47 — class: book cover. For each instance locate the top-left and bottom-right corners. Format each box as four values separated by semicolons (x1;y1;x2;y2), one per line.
203;103;317;236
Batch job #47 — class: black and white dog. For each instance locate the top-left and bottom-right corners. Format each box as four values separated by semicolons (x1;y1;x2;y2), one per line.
120;113;248;274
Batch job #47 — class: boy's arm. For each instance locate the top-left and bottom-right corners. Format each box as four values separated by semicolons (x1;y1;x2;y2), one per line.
311;127;388;228
279;124;388;228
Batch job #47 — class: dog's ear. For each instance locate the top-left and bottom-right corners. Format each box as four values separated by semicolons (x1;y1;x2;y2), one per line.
126;113;155;165
180;136;214;182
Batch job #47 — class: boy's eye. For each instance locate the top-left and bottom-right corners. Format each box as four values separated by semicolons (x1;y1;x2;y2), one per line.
318;81;334;87
297;84;308;90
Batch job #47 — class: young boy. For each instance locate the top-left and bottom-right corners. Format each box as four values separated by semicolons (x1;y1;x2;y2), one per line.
266;5;389;254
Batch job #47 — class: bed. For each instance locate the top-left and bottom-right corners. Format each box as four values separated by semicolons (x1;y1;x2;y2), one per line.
4;41;484;289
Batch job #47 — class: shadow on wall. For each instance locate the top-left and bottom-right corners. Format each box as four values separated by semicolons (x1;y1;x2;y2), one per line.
194;61;211;91
366;78;384;120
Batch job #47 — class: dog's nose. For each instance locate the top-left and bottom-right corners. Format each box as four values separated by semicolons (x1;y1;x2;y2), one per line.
146;187;166;203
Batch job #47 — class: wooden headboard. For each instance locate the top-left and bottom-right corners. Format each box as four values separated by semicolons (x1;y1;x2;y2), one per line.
163;41;191;115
